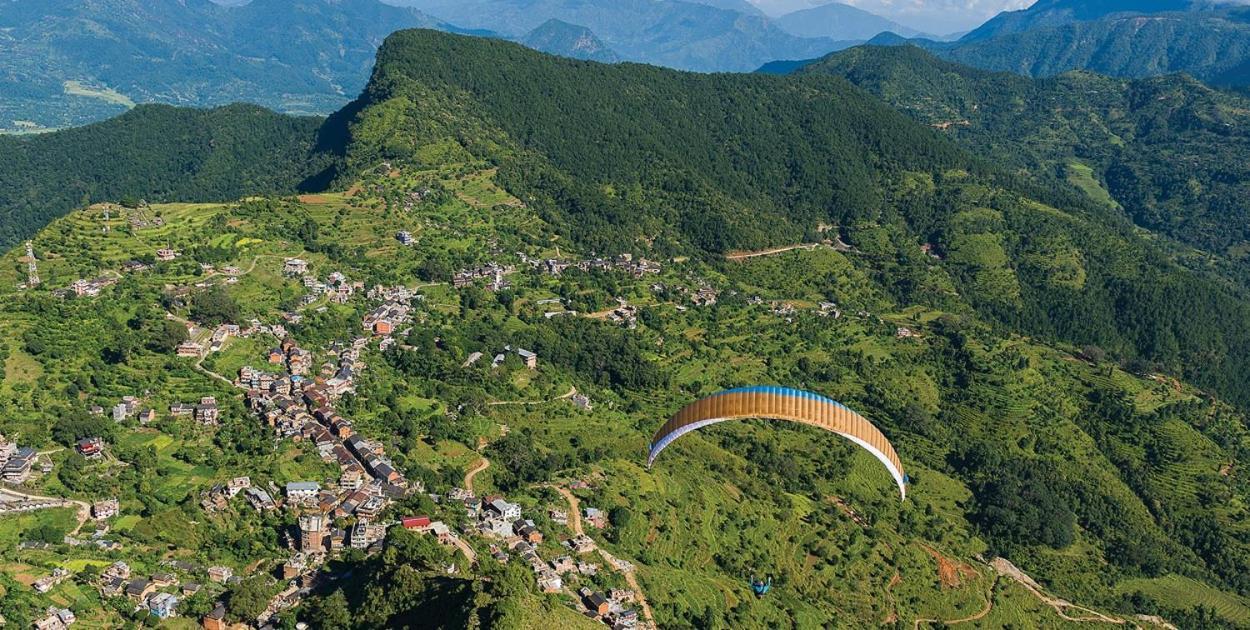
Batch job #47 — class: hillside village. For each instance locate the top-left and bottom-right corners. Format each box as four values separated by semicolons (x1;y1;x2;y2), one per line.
0;176;706;627
0;141;1244;629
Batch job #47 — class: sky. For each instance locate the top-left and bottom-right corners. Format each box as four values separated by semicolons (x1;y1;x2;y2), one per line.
749;0;1036;35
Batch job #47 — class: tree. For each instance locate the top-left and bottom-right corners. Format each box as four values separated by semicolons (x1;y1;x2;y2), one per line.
226;575;273;623
191;285;241;326
301;590;352;630
147;319;189;353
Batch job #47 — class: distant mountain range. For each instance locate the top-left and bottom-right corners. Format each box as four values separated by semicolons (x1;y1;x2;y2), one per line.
521;19;620;63
848;0;1250;86
963;0;1200;39
773;2;929;40
3;0;932;131
385;0;852;72
0;0;451;131
750;0;1031;34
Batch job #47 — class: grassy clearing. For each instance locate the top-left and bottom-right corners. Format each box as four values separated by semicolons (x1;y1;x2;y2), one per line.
62;80;135;108
1065;160;1118;209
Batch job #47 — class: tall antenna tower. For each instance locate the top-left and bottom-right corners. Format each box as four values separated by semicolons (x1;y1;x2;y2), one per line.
102;207;110;233
25;241;39;287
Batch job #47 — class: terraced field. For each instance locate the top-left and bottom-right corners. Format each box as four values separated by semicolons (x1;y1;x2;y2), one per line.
1117;575;1250;624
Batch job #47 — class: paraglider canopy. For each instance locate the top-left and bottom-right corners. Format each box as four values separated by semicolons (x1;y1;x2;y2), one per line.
648;386;907;500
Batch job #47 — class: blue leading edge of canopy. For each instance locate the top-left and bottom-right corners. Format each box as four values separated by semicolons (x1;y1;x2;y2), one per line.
711;386;850;412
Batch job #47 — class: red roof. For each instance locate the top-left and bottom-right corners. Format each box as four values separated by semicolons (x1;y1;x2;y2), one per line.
401;516;432;529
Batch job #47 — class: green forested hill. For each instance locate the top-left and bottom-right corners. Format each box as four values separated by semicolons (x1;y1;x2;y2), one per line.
0;104;329;251
3;28;1250;629
328;30;1250;411
946;7;1250;86
851;2;1250;88
801;45;1250;258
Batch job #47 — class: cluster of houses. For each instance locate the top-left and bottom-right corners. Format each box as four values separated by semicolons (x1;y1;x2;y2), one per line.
426;485;642;627
301;271;363;306
238;339;423;572
579;587;642;628
605;298;639;329
199;476;256;513
655;282;720;309
167;397;220;426
362;300;412;338
284;257;364;306
176;320;276;358
58;276;117;298
106;396;159;424
92;498;120;520
154;248;180;262
94;560;229;622
462;345;539;371
32;568;69;593
0;433;40;483
33;607;76;630
453;262;514;291
524;253;662;280
384;186;434;213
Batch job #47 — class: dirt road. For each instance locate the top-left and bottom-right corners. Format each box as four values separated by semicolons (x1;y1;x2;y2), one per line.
464;458;490;495
553;486;655;628
990;558;1124;624
725;243;821;260
1;487;92;536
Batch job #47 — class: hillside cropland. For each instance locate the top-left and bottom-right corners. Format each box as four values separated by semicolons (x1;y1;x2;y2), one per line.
1;28;1249;629
803;45;1250;264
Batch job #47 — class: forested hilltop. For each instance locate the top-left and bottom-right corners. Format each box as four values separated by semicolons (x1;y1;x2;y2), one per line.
327;30;1250;410
802;45;1250;262
872;1;1250;88
0;104;330;252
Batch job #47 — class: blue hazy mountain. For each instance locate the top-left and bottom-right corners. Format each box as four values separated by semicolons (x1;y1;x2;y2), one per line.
0;0;452;130
774;2;930;40
384;0;850;71
521;19;621;63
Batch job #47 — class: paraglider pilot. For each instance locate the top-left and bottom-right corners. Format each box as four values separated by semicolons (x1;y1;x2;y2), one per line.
750;575;772;598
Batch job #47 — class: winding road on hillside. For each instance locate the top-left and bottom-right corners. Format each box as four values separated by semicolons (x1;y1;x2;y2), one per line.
912;577;997;630
1;487;92;536
464;458;490;496
990;558;1125;625
553;485;655;628
724;243;822;260
911;555;1134;628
